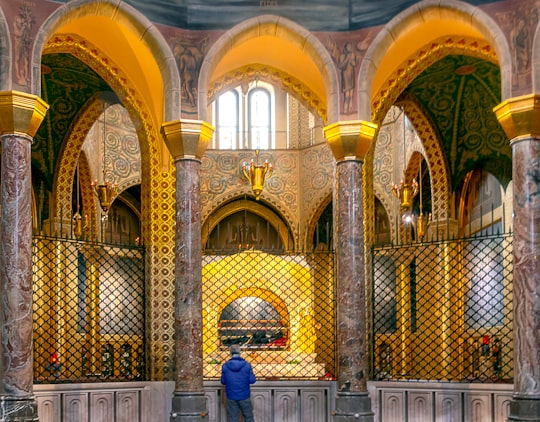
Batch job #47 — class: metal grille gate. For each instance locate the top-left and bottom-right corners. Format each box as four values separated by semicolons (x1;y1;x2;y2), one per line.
32;236;146;383
371;232;513;383
202;250;336;380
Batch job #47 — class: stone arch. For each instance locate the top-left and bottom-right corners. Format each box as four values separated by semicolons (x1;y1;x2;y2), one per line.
0;5;12;90
209;63;327;124
217;287;290;333
304;193;332;251
201;150;300;248
32;0;180;121
364;36;498;227
400;99;450;222
198;14;339;123
45;36;157;228
357;0;512;122
201;197;292;251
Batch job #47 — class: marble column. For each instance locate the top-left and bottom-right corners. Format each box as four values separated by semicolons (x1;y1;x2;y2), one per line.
0;91;48;421
495;94;540;422
324;120;377;422
161;119;214;422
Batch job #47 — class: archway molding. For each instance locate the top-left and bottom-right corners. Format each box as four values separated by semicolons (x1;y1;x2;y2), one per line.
32;0;181;122
357;0;512;122
198;14;339;122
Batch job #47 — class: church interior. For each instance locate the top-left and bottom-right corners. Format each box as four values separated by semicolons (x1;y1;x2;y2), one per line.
0;0;538;421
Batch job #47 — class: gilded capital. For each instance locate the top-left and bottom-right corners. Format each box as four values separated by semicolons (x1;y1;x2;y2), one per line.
0;91;49;137
494;94;540;140
161;119;215;161
324;120;378;161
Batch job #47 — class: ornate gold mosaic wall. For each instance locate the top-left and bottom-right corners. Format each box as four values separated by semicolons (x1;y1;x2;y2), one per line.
202;144;334;252
44;34;177;380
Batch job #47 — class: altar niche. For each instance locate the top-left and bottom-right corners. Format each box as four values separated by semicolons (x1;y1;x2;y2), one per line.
202;251;335;380
218;296;288;350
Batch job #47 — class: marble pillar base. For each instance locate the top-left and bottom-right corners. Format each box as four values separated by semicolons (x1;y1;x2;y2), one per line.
508;396;540;421
332;392;374;421
0;396;38;421
170;392;208;421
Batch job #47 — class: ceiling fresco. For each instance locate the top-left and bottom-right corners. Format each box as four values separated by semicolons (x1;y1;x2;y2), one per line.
401;55;511;190
51;0;505;31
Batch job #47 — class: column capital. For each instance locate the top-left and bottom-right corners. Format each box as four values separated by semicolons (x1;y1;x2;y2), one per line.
161;119;215;161
324;120;377;161
0;90;49;137
494;93;540;140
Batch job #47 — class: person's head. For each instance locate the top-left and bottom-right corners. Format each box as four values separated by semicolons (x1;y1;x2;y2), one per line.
230;344;241;356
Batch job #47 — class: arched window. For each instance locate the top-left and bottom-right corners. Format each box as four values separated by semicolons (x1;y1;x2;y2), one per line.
216;90;239;149
248;88;271;149
213;82;275;149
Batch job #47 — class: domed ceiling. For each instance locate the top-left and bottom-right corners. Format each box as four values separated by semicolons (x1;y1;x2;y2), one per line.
400;55;511;190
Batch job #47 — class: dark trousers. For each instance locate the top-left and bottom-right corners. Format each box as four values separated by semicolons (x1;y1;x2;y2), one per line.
226;397;254;422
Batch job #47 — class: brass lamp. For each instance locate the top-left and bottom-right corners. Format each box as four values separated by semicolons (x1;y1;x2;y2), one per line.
73;161;85;238
415;158;430;241
91;102;118;216
242;149;273;200
91;178;118;214
392;178;418;217
73;211;84;238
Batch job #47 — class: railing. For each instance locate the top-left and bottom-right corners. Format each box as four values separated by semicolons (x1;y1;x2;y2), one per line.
371;230;513;383
202;249;335;380
32;235;146;383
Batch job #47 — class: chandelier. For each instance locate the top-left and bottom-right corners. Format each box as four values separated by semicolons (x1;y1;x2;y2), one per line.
390;107;429;241
242;149;273;200
91;103;118;217
392;178;418;221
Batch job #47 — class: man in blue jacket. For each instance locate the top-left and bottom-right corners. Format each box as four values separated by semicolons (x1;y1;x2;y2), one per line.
221;344;256;421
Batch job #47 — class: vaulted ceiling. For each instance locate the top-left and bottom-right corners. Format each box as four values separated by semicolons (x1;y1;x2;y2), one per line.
401;54;511;190
36;53;508;195
38;1;509;198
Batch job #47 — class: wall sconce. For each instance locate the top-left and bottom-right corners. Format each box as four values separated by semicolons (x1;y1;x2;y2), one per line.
242;149;273;200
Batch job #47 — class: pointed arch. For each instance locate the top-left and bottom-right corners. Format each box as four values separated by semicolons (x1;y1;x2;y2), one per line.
45;36;157;226
304;193;332;252
201;197;292;251
400;99;450;222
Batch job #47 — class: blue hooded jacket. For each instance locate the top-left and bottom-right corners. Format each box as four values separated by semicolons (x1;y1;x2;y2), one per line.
220;355;256;400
